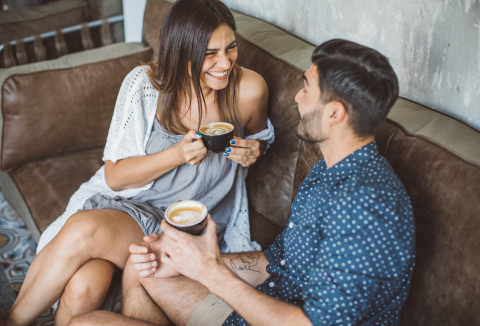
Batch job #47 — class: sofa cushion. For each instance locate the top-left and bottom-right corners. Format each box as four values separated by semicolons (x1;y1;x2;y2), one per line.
0;0;88;43
2;147;104;243
0;42;152;171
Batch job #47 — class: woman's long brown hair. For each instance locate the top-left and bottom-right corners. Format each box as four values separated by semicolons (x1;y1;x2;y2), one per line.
145;0;240;135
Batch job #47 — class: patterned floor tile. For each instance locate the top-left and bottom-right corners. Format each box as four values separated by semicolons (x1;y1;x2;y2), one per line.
0;191;55;325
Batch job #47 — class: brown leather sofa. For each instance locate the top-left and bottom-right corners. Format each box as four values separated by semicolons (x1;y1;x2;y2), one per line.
1;0;479;324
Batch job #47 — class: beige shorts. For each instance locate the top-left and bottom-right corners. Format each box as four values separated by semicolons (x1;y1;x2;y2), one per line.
186;293;235;326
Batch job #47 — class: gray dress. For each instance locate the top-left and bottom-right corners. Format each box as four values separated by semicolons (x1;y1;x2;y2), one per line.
82;117;244;243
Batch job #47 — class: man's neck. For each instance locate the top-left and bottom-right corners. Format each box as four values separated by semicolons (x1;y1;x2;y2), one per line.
319;133;374;169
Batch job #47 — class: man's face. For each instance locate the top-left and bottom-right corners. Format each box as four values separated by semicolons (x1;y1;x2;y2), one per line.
294;64;327;143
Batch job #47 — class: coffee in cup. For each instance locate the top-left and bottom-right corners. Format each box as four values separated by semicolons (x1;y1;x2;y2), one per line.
199;122;234;153
165;200;208;235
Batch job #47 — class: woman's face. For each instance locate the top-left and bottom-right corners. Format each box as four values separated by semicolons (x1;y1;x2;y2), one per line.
200;23;238;91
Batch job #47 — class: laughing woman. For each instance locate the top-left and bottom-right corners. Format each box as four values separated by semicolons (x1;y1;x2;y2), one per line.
5;0;274;325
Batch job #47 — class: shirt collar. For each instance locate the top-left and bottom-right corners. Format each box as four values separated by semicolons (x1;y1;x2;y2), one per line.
307;141;379;187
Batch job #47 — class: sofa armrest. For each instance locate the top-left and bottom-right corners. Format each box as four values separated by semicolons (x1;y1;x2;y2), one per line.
0;42;152;171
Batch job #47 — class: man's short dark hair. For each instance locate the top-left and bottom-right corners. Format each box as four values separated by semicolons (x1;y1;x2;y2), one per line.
312;39;399;138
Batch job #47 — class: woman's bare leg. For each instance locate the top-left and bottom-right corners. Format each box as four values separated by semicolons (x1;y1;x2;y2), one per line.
5;209;144;326
55;258;116;326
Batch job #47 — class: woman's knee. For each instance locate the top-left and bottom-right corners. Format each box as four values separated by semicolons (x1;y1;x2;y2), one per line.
59;211;106;254
60;261;114;313
61;278;107;313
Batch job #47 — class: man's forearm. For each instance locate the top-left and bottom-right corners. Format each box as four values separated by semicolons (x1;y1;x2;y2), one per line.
220;251;269;287
203;265;312;326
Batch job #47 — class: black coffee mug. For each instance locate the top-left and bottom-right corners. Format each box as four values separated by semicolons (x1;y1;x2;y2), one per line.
165;200;208;236
199;122;234;153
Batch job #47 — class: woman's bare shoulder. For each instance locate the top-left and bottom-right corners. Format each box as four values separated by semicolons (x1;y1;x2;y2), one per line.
237;68;268;124
238;68;268;101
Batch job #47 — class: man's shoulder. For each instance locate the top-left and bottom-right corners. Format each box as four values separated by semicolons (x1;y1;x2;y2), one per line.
328;154;413;218
353;154;408;196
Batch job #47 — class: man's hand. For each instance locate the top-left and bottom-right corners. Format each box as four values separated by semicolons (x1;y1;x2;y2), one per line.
159;215;228;288
129;233;180;279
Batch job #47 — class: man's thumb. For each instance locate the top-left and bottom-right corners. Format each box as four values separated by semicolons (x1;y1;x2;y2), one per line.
206;214;217;235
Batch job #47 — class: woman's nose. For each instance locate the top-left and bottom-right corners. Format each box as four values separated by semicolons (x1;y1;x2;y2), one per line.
217;54;231;70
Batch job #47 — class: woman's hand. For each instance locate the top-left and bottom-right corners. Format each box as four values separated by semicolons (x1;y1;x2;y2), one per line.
174;130;208;166
129;233;180;279
223;137;265;167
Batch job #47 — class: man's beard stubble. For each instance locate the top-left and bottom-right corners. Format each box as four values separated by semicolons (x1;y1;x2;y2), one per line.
294;106;326;144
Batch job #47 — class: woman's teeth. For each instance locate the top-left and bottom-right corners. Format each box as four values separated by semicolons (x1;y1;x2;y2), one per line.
207;71;227;77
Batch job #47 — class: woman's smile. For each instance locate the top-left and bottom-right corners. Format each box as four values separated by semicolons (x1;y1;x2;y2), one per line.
206;69;229;80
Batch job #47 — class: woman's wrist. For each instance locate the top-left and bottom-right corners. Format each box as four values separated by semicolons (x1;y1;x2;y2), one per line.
168;143;187;166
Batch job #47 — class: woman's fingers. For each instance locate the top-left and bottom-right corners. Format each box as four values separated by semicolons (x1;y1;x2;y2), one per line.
184;129;202;142
129;242;149;254
131;253;156;263
230;137;259;149
134;260;157;271
224;137;262;167
226;146;258;157
225;153;255;167
184;142;208;165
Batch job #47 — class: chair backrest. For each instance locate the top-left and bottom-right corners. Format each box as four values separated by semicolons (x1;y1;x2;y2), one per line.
142;1;480;324
0;0;88;42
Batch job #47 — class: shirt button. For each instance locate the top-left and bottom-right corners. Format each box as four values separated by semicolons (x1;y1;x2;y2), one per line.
280;260;285;266
269;282;275;288
289;222;294;228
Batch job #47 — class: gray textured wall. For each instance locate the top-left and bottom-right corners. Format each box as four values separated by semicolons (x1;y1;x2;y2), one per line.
223;0;480;131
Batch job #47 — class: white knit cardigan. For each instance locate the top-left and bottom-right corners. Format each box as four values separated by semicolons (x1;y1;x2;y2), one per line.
37;66;275;254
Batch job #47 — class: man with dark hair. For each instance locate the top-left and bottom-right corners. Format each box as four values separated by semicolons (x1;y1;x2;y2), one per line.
70;39;415;326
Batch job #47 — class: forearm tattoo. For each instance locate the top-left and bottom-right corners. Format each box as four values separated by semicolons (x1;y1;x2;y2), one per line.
222;253;261;275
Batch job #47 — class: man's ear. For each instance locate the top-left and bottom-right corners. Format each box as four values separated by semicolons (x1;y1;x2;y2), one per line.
328;101;347;126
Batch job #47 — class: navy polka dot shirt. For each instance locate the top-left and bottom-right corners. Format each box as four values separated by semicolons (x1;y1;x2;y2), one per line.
224;141;416;325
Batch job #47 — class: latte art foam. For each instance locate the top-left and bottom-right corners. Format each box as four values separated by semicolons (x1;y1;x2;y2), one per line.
170;210;203;224
204;126;231;135
200;122;233;136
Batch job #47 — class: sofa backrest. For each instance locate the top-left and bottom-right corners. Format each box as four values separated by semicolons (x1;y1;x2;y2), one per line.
0;43;152;171
143;1;480;324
